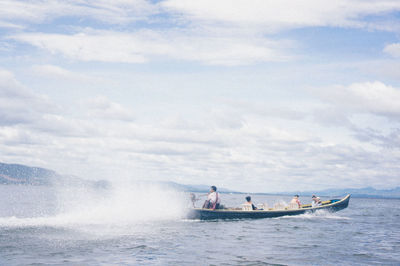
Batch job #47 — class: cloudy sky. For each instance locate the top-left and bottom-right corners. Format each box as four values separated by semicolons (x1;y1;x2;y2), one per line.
1;0;400;192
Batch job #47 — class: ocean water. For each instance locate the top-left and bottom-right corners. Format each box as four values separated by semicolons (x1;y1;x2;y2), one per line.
0;184;399;266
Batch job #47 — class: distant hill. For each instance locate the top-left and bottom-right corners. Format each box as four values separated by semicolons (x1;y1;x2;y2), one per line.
1;162;398;198
276;186;400;199
0;162;57;185
312;187;400;198
0;162;108;187
0;162;233;192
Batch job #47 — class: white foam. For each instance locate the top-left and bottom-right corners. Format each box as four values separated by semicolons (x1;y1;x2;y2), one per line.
0;181;188;229
278;209;350;220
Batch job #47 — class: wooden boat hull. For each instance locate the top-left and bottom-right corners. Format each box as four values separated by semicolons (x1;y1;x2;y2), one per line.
187;194;350;220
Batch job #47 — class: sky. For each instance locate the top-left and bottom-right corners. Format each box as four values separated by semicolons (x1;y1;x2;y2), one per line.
1;0;400;192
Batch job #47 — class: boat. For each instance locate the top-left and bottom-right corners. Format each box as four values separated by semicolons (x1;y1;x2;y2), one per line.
187;194;350;220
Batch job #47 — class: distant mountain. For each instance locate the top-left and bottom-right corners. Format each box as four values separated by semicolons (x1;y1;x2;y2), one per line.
0;162;234;192
0;162;108;188
313;187;400;198
1;162;398;198
0;162;57;185
278;186;400;199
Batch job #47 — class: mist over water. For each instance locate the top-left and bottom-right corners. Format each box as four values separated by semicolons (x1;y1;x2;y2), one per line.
0;184;399;265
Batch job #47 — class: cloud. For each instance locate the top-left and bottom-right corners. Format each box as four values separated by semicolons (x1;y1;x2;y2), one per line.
307;81;400;152
11;32;147;63
5;1;399;66
309;81;400;118
311;107;354;128
11;30;289;65
0;21;25;29
384;43;400;58
1;93;399;191
31;64;103;83
0;71;33;125
0;0;158;26
2;0;399;32
32;64;80;79
0;70;90;139
162;0;400;32
352;127;400;148
0;69;58;126
354;59;400;82
85;96;135;122
2;2;400;192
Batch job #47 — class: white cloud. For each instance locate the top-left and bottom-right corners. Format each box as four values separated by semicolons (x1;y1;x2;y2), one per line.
1;97;399;191
2;0;399;32
0;21;25;29
0;0;157;26
3;81;398;191
32;64;79;79
384;43;400;58
12;32;148;63
5;1;399;66
162;0;400;32
307;81;400;151
11;30;289;65
85;96;135;122
0;69;59;126
31;64;103;84
0;70;24;96
3;71;397;191
310;81;400;118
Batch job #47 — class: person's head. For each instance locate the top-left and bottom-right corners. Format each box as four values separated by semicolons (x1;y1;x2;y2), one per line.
245;196;251;202
294;195;299;198
210;186;217;192
312;195;316;199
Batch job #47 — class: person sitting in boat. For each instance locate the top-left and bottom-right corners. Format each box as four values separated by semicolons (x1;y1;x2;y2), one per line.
290;195;301;208
311;195;322;207
243;196;257;210
202;186;221;210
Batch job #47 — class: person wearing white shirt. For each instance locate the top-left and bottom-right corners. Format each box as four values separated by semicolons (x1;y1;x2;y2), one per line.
311;195;322;207
202;186;221;209
290;195;301;208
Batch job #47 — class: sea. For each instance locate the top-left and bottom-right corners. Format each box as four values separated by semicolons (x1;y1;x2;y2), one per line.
0;183;399;266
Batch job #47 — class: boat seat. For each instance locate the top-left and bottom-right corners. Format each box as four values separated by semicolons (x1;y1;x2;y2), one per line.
257;203;267;210
241;204;253;211
273;203;285;210
287;203;299;210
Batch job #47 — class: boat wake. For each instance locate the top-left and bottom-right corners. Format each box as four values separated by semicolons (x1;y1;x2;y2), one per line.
0;181;187;231
278;209;350;220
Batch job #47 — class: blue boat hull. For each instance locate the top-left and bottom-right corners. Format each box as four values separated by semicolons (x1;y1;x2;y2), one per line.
187;194;350;220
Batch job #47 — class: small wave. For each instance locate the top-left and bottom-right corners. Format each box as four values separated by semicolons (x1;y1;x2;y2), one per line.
277;210;351;220
0;215;70;228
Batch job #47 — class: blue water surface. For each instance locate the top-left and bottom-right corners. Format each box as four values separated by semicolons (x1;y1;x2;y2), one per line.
0;185;399;265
